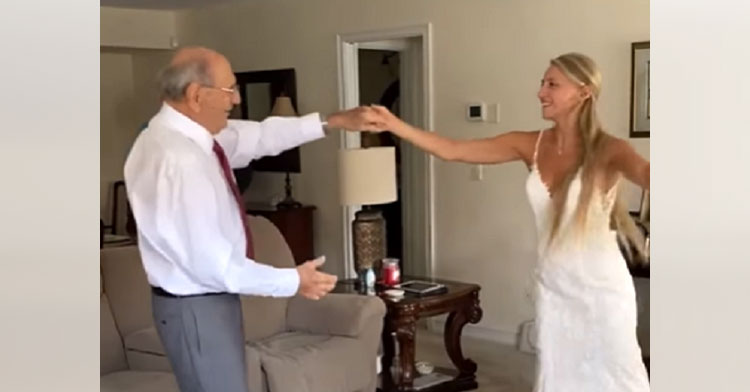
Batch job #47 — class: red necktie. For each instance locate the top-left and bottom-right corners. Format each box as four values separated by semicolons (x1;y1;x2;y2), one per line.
212;140;255;259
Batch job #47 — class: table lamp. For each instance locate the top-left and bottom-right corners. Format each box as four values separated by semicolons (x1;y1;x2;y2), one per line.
338;146;398;277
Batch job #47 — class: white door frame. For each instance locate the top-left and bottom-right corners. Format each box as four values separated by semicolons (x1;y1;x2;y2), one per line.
336;24;435;280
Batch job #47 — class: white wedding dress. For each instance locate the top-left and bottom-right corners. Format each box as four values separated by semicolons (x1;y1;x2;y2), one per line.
525;130;650;391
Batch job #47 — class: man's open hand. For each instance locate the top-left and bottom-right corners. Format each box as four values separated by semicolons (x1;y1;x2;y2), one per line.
296;256;337;300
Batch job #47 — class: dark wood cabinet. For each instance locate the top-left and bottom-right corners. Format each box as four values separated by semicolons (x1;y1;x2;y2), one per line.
246;204;315;266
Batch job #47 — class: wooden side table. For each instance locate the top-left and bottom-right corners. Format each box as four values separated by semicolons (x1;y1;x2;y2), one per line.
246;204;315;266
335;277;483;392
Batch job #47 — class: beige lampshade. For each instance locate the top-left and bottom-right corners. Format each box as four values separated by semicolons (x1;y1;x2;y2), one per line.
270;96;297;117
338;147;398;206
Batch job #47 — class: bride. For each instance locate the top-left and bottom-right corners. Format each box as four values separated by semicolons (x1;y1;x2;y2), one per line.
368;52;650;391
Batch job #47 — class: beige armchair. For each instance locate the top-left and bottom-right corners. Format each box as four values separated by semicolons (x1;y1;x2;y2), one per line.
100;288;178;391
100;215;385;392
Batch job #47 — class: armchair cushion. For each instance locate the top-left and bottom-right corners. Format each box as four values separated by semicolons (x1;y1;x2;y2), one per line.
252;332;373;392
286;293;386;338
123;327;164;355
244;345;268;392
101;294;128;375
241;295;288;342
240;215;296;341
100;371;178;392
100;246;153;338
122;327;171;372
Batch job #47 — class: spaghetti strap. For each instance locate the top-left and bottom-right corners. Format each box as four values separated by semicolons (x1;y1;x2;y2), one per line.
533;129;545;165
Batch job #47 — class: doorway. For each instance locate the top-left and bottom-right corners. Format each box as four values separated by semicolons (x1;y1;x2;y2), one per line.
337;24;435;280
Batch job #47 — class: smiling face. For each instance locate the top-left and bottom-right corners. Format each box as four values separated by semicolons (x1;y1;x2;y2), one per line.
537;64;588;123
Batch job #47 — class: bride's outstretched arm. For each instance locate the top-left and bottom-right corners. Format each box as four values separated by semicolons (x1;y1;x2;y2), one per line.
370;105;529;165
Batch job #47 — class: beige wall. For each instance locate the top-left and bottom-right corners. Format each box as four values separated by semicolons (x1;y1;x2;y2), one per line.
100;51;136;223
171;0;650;340
101;6;178;225
101;7;177;49
130;50;174;121
100;48;172;226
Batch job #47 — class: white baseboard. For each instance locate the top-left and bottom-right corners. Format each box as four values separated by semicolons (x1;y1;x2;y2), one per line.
463;324;519;346
425;317;520;347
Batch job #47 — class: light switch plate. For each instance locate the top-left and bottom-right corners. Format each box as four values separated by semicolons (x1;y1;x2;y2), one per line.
466;103;486;122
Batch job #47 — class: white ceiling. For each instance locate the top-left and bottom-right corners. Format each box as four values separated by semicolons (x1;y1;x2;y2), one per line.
100;0;243;10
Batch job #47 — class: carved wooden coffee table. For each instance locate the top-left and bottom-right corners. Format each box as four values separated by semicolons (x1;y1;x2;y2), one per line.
335;276;483;392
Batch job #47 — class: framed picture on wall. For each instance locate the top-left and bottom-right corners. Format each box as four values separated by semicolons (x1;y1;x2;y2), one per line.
629;41;650;138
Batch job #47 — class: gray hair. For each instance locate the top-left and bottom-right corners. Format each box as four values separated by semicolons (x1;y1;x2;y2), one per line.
157;58;214;100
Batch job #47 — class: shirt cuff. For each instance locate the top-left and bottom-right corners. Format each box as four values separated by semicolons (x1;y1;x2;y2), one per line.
297;112;326;142
274;266;301;297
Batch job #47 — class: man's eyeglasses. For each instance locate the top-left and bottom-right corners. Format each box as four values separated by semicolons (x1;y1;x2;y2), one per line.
201;84;239;96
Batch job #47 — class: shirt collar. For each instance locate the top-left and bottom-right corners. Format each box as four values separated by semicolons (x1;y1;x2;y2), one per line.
153;102;215;155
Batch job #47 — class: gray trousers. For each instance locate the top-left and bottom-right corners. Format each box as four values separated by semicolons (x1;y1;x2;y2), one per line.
152;290;248;392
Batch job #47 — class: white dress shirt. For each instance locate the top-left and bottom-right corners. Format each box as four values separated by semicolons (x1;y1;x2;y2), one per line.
124;103;325;296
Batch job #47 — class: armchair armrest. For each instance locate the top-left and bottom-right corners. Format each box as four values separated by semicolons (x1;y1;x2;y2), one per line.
286;293;386;337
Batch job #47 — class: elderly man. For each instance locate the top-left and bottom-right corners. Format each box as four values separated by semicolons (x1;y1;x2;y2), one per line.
124;46;383;392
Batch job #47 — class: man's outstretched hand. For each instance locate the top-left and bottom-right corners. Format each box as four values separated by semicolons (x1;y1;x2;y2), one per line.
296;256;337;300
325;106;386;132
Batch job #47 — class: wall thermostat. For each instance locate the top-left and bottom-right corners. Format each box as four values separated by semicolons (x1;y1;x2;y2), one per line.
466;102;486;122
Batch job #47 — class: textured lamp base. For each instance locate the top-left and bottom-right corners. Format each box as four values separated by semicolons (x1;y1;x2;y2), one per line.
352;208;387;275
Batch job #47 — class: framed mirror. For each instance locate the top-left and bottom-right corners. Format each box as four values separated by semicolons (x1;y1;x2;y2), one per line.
229;68;300;193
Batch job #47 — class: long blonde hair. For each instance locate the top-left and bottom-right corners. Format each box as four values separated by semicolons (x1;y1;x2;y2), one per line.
546;53;646;264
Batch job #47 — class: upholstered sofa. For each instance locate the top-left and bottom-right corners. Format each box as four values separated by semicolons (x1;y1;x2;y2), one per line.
100;215;385;392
